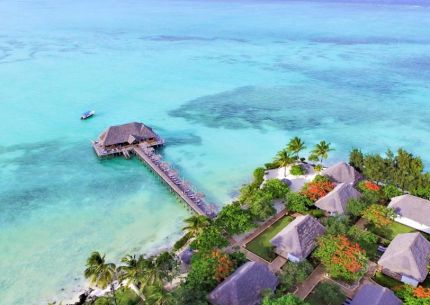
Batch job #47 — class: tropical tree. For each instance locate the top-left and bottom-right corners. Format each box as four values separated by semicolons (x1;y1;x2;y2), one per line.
182;215;210;238
145;285;173;305
84;251;118;305
275;148;296;177
287;137;306;160
309;141;334;164
118;255;146;287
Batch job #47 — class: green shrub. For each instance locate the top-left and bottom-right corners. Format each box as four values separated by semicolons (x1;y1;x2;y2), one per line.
278;260;314;293
94;288;140;305
265;162;280;170
173;233;192;251
285;192;313;213
262;179;290;199
346;198;369;217
313;175;331;183
310;282;345;305
252;167;266;187
309;209;325;218
215;202;254;235
290;164;306;176
383;184;402;200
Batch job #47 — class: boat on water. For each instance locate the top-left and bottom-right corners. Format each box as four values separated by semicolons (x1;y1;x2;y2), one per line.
81;110;95;120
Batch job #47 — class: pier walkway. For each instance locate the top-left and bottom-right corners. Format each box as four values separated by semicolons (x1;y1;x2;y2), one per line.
131;144;216;218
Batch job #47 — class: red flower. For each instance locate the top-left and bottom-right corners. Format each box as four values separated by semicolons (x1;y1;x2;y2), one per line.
364;181;380;191
301;181;335;201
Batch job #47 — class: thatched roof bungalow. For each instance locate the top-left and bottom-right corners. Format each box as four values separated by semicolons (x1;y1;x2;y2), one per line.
208;262;278;305
350;283;402;305
388;194;430;234
322;161;362;185
378;232;430;287
97;122;161;148
270;215;325;262
314;183;361;215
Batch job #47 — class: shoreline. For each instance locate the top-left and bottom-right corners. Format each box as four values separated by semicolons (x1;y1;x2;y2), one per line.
57;241;175;305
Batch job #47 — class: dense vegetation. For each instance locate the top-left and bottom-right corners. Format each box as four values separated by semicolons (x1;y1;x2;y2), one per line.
49;138;430;305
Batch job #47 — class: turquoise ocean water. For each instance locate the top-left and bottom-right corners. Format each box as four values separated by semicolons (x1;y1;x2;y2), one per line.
1;0;430;304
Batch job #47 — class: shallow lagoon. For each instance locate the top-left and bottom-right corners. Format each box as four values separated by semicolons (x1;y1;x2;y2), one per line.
1;0;430;304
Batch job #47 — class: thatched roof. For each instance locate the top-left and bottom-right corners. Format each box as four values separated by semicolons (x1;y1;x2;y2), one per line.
208;262;278;305
322;161;362;185
378;232;430;282
99;122;158;146
351;283;402;305
315;183;361;214
388;194;430;227
270;215;325;260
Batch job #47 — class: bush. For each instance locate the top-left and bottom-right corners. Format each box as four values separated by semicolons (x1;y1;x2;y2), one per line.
383;184;402;200
252;167;266;187
173;233;192;251
278;260;314;293
311;282;345;305
322;216;351;236
190;226;228;253
346;198;369;217
262;179;290;199
94;288;140;305
262;294;309;305
309;209;325;218
215;202;254;235
285;192;313;213
347;225;378;260
290;164;306;176
265;162;280;170
313;175;331;183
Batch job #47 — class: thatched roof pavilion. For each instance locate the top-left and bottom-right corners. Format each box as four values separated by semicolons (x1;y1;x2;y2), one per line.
350;283;402;305
378;232;430;285
270;215;325;262
322;161;362;185
208;262;278;305
389;194;430;227
98;122;160;147
315;183;361;215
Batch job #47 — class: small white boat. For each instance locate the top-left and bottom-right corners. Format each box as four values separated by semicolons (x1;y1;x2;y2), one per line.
81;110;95;120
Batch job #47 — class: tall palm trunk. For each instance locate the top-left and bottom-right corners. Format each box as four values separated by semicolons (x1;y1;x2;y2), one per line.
111;284;118;305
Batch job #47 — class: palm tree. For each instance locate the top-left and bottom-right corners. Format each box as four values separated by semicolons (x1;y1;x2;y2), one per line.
145;284;173;305
287;137;306;160
117;254;147;301
182;215;210;238
275;148;295;177
84;251;118;305
310;141;334;164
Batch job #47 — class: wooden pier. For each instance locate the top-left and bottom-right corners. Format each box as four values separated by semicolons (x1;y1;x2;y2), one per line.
132;144;216;218
92;122;217;218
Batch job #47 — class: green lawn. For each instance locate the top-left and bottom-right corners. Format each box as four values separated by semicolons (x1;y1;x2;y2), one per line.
368;221;416;241
373;272;403;290
245;216;294;261
305;281;346;305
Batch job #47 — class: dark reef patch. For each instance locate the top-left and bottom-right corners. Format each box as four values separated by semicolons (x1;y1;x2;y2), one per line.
168;85;402;131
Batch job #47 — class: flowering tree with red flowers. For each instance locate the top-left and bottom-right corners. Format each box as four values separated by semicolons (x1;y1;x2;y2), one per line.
364;181;381;192
314;235;368;282
301;181;335;201
362;204;395;228
210;249;234;282
397;285;430;304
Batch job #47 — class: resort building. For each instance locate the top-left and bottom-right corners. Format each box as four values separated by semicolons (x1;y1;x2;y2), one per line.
270;215;325;262
378;232;430;287
350;283;402;305
314;183;361;216
92;122;164;157
207;262;278;305
322;161;362;185
388;194;430;234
